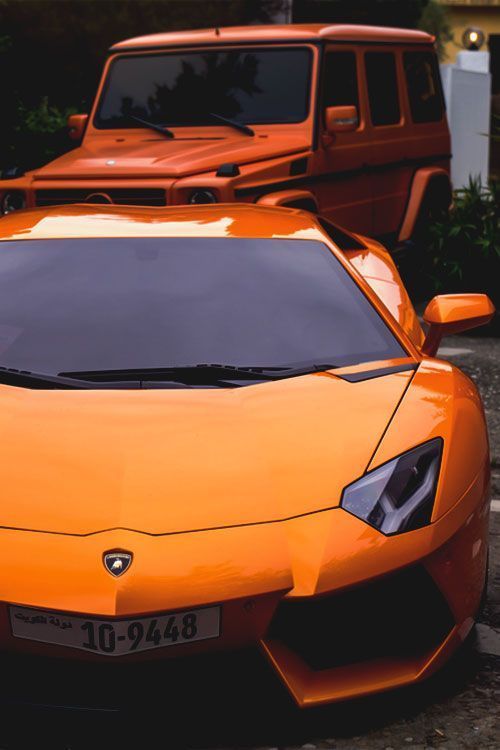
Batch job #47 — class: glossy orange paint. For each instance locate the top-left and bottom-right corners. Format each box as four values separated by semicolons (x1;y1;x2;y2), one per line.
345;235;425;348
422;294;496;356
0;204;493;707
0;23;451;244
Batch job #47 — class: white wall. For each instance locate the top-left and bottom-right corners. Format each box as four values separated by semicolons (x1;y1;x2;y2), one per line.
441;52;492;189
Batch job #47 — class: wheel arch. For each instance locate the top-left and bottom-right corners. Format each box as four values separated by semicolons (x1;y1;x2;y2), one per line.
398;167;452;244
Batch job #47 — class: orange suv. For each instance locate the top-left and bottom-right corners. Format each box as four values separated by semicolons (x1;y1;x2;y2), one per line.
0;24;452;246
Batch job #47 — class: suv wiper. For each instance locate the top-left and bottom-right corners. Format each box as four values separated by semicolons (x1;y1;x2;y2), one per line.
128;115;175;139
59;363;337;385
209;113;255;137
0;366;140;390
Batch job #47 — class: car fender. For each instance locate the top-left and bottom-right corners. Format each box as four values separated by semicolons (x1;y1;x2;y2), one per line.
398;167;452;243
367;358;490;522
344;235;425;349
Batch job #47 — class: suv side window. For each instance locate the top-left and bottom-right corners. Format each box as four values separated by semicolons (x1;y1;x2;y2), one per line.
404;51;444;123
365;52;401;126
323;51;359;110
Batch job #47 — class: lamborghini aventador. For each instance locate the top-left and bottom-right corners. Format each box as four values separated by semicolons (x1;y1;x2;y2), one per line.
0;203;494;707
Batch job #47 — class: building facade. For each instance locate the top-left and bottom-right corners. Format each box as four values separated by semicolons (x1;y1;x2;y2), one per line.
438;0;500;65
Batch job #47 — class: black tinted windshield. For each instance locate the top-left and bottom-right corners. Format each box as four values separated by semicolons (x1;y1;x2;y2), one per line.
0;238;404;376
95;48;312;128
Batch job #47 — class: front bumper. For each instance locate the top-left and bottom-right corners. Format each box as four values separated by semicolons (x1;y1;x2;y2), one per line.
263;565;461;707
0;178;235;211
0;470;489;708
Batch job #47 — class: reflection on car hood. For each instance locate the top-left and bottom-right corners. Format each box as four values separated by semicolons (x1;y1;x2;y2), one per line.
0;369;413;535
32;133;310;180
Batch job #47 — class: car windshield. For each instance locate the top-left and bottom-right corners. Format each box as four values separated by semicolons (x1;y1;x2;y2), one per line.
0;237;404;377
95;48;312;128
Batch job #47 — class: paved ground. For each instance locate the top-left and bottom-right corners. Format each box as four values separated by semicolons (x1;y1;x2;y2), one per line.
1;335;499;750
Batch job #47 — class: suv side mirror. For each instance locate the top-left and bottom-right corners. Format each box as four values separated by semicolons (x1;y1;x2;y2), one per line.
67;114;89;141
325;105;358;134
422;294;495;356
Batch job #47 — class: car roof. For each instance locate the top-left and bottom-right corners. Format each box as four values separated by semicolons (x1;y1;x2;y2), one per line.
111;23;434;52
0;204;325;242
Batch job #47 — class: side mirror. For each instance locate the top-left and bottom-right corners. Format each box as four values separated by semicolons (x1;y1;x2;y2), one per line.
422;294;495;357
67;114;88;141
325;105;358;134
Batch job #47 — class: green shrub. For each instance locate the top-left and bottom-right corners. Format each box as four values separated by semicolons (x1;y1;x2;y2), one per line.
17;97;76;136
491;114;500;144
11;97;77;167
420;178;500;307
1;97;76;173
418;0;453;61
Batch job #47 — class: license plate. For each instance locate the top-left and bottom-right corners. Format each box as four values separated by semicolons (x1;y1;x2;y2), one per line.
10;604;220;656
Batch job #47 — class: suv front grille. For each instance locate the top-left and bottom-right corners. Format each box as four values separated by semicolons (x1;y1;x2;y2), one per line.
35;188;166;207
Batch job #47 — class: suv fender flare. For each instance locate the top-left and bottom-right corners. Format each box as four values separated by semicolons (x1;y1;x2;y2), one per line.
256;190;318;213
398;167;452;243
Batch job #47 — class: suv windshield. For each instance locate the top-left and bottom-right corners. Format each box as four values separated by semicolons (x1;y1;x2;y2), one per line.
95;48;312;129
0;237;404;378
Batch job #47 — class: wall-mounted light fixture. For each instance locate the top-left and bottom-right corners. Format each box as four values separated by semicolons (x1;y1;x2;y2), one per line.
462;27;485;51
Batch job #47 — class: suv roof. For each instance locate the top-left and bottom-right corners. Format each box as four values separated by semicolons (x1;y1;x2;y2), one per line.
111;23;434;52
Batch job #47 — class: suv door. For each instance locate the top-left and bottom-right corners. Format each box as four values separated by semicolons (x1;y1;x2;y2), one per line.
311;47;373;235
362;48;410;239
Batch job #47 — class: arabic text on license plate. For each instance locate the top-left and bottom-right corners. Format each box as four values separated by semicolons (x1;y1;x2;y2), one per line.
9;605;220;655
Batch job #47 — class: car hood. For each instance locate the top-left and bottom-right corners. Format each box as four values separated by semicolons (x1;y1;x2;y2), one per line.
0;369;413;535
32;133;310;180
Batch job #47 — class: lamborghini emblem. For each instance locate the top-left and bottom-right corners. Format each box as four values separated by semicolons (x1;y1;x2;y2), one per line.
103;551;132;577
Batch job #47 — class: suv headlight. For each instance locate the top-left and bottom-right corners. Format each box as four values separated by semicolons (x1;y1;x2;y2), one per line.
189;189;217;205
1;191;26;214
341;438;443;535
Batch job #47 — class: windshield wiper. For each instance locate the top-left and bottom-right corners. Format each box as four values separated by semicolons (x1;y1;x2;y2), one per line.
0;362;333;391
129;112;252;138
0;366;141;390
128;115;175;139
209;113;255;137
59;363;337;385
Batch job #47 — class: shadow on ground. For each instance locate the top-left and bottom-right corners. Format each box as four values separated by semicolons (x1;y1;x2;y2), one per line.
0;630;494;749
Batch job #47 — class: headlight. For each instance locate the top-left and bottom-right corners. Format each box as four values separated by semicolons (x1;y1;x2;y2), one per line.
1;191;26;215
341;438;443;535
189;189;217;205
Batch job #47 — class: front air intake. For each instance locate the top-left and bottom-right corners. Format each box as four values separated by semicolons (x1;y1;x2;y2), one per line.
268;566;455;670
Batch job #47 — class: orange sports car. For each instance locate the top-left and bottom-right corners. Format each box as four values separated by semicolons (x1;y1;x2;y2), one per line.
0;203;494;709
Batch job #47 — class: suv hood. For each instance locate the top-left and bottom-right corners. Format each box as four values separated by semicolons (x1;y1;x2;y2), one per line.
0;370;413;536
32;133;310;180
